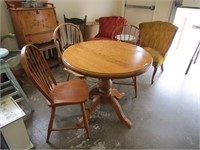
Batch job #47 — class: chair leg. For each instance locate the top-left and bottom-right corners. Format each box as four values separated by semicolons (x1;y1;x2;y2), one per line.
46;107;56;143
66;73;71;81
132;76;137;98
81;103;90;138
161;64;164;72
151;66;158;84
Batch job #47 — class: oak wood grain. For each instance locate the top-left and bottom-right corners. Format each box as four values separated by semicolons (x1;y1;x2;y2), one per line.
62;40;152;79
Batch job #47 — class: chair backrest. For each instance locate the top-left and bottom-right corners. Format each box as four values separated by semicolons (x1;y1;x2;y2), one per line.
64;15;87;39
137;21;178;56
21;44;57;104
96;16;127;39
112;24;139;44
53;23;84;59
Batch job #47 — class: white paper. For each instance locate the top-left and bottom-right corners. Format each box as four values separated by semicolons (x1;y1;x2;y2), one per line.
0;97;25;128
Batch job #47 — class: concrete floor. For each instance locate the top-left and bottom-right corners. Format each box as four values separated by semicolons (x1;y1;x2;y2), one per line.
19;46;200;149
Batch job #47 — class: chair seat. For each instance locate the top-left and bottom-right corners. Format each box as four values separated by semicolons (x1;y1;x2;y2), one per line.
143;47;164;66
52;79;89;105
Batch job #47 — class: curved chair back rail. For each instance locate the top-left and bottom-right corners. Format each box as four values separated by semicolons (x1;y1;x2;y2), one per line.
138;21;178;57
112;24;139;45
53;23;84;58
53;23;85;80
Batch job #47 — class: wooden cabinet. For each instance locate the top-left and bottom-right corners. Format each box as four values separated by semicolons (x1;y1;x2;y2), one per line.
6;2;59;67
9;7;58;48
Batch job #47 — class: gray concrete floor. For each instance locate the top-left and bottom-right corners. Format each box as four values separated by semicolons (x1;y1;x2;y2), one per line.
19;46;200;149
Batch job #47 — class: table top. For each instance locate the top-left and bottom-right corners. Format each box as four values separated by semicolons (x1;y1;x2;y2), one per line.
62;40;152;79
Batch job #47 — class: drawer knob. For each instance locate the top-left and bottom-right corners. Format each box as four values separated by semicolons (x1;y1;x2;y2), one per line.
36;10;39;14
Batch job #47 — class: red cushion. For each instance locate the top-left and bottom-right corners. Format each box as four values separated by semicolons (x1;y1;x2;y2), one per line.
96;16;127;38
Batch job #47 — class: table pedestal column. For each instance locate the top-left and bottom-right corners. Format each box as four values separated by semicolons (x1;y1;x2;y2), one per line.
78;78;132;128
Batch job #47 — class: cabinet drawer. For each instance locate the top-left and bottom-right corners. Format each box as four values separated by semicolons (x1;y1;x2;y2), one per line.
25;30;54;44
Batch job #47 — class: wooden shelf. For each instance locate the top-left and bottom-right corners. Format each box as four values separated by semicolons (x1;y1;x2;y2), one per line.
34;41;59;68
34;41;56;52
34;42;59;68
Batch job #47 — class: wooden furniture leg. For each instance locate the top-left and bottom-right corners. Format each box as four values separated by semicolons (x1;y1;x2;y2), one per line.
77;95;101;127
77;78;132;128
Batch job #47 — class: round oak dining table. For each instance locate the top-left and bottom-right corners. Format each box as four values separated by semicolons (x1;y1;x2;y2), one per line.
62;40;152;127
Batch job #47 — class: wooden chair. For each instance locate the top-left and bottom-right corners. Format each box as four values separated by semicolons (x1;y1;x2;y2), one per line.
21;44;90;143
53;23;98;98
111;24;140;98
64;15;87;40
137;21;178;84
89;16;127;40
53;23;85;80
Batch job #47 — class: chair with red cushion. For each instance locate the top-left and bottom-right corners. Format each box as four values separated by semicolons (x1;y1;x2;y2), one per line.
89;16;127;40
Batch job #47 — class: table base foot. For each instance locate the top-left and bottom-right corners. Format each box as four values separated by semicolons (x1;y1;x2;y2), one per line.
77;95;132;128
110;97;132;128
111;88;125;100
77;79;132;128
89;88;125;100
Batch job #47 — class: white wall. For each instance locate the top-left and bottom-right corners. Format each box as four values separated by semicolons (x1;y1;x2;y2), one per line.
182;0;200;7
0;1;14;36
50;0;123;23
124;0;174;27
1;0;200;49
0;1;19;50
0;0;123;49
153;0;173;21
